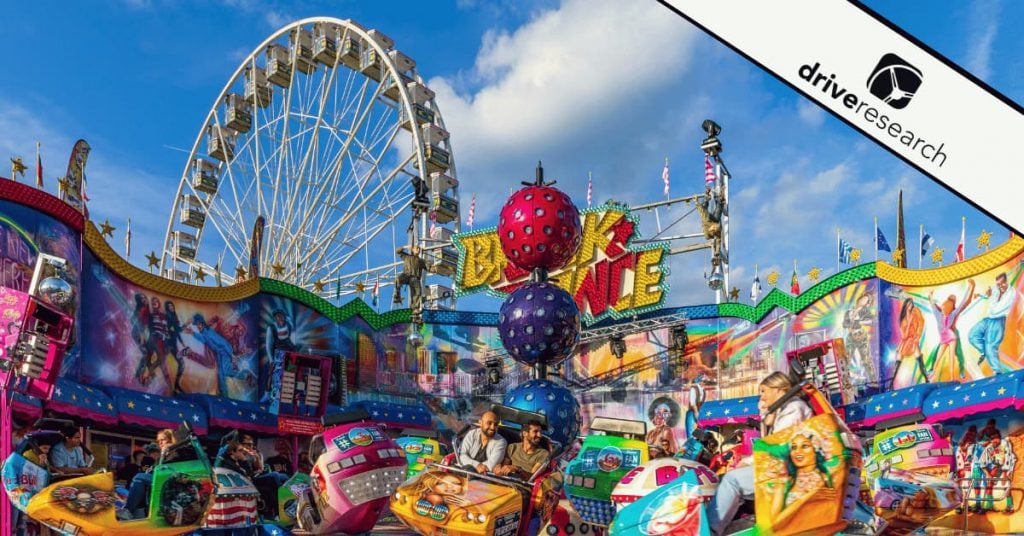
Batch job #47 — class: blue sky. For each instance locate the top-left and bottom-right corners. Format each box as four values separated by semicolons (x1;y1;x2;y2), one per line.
1;0;1020;310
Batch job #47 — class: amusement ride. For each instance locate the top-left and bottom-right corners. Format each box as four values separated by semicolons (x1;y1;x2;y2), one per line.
1;12;1022;536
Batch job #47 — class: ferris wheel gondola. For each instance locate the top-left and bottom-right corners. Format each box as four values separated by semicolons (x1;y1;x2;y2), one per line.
160;17;461;306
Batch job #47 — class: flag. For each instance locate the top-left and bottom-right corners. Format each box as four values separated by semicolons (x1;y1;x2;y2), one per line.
371;277;379;307
876;227;891;252
750;268;762;303
587;172;593;208
125;218;132;259
35;142;43;188
921;230;934;257
704;156;716;187
956;218;965;262
335;278;341;300
662;158;670;198
838;238;854;265
466;193;476;229
790;266;800;295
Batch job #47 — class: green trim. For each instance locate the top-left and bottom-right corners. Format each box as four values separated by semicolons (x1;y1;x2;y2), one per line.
258;278;411;329
718;263;877;322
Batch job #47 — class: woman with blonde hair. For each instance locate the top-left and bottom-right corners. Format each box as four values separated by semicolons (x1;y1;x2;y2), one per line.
707;371;814;535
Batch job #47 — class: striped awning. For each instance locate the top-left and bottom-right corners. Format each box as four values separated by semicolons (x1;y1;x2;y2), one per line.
697;396;760;427
186;393;278;435
105;386;207;435
923;370;1024;423
859;382;952;428
11;391;42;420
46;377;118;426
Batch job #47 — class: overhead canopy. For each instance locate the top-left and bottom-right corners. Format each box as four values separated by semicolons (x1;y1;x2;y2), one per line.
697;397;760;427
186;393;278;435
842;401;866;430
11;391;42;420
345;400;432;430
859;382;952;429
105;386;207;435
923;370;1024;423
46;377;118;426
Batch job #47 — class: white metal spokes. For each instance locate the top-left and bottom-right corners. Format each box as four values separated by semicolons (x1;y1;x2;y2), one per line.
161;18;455;299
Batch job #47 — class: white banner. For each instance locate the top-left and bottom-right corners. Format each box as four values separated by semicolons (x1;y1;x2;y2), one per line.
659;0;1024;232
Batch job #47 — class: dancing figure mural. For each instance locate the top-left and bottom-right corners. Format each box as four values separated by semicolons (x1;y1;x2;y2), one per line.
969;273;1018;374
926;280;975;382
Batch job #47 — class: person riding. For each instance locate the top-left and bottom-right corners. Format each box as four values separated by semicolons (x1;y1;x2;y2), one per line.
457;411;507;474
49;427;94;477
494;420;550;479
123;429;176;519
707;372;813;535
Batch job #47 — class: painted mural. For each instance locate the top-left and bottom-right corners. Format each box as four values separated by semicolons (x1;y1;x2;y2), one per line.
80;250;259;400
257;295;339;405
931;416;1024;533
0;200;83;375
882;253;1024;389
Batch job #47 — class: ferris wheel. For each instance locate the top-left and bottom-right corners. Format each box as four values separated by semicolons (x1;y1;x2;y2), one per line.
160;17;461;305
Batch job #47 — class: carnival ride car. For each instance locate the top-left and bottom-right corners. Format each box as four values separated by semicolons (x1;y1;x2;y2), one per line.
2;419;73;518
610;363;874;536
294;408;408;534
394;429;447;479
390;404;563;536
21;423;213;536
563;417;650;528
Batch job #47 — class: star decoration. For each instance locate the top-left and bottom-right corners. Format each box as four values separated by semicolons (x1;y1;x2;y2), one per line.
99;220;116;238
355;282;365;293
977;229;992;251
849;248;862;263
891;248;904;264
998;387;1007;395
930;247;945;266
107;403;113;410
194;267;207;282
314;280;326;293
728;287;740;302
235;266;247;279
127;401;136;409
874;405;882;412
272;263;285;276
766;271;779;286
57;176;71;194
146;251;160;269
807;267;821;282
724;408;731;415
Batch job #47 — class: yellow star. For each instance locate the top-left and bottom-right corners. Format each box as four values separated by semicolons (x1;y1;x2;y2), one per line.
807;267;822;282
930;247;945;266
272;263;285;276
729;287;740;301
891;248;904;264
977;229;992;251
127;401;135;409
145;251;160;269
998;387;1007;395
355;282;366;293
194;267;207;282
850;248;862;263
313;280;326;293
107;403;113;410
235;266;247;279
766;271;779;286
99;220;116;238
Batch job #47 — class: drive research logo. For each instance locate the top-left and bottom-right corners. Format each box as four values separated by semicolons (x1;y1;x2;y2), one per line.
866;53;923;109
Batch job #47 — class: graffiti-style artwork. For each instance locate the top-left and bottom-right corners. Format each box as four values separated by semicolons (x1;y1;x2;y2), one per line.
793;280;879;390
257;296;338;404
882;254;1024;389
80;252;259;400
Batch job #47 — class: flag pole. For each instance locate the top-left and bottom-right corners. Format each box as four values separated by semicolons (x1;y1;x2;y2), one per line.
874;217;878;262
836;226;841;273
919;224;923;269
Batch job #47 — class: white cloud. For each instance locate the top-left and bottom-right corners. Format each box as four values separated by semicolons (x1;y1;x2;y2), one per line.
796;98;825;127
965;0;1001;80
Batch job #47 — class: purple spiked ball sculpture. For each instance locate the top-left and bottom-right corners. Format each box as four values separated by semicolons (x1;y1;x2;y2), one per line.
498;281;580;367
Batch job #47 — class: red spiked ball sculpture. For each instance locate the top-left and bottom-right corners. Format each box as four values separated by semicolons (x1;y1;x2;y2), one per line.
497;163;582;272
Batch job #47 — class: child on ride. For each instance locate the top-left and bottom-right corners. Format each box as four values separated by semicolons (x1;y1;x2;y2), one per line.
707;372;813;535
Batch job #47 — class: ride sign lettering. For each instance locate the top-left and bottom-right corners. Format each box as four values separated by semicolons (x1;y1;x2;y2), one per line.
453;205;670;324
